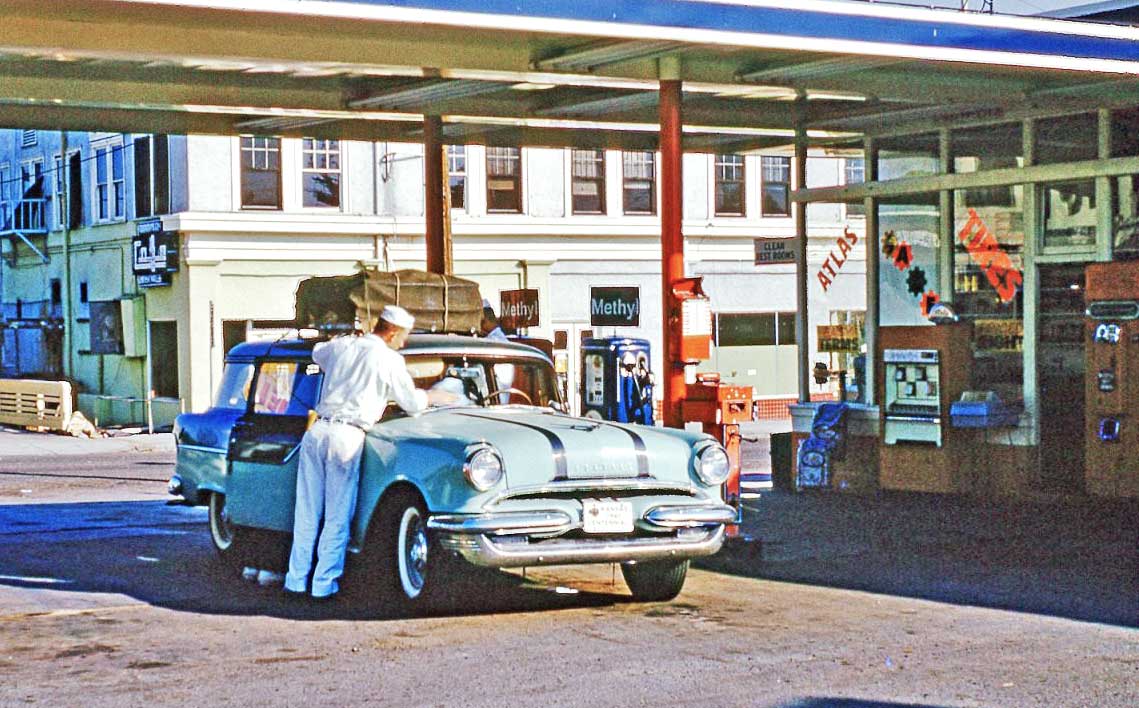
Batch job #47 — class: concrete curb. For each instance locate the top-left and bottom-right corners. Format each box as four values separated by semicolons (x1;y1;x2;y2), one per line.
0;428;175;459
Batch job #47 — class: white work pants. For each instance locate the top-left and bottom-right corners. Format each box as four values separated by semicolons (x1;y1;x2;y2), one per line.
284;420;366;597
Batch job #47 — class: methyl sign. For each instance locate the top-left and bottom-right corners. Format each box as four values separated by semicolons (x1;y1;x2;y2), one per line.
590;286;640;327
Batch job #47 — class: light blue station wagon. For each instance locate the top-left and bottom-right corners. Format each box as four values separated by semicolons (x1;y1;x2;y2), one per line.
170;334;735;606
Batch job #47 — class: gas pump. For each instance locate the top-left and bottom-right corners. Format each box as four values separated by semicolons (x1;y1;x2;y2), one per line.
682;373;755;523
579;337;655;425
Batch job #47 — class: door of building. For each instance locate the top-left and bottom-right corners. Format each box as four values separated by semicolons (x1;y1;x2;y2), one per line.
1037;264;1086;492
553;321;591;417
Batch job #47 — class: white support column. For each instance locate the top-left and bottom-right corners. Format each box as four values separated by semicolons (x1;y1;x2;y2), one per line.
938;128;954;301
794;105;810;403
1021;118;1040;447
864;137;879;407
1097;108;1114;263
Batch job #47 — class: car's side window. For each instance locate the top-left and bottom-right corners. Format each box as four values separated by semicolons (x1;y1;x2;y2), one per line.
252;360;323;416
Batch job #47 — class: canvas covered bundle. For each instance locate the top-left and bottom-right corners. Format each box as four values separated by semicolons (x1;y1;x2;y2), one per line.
295;269;483;333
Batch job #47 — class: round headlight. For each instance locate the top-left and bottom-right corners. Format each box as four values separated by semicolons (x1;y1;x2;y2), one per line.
464;447;504;491
695;444;731;486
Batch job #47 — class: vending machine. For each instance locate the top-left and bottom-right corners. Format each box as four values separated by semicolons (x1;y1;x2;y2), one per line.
877;323;973;493
1084;261;1139;498
580;337;655;425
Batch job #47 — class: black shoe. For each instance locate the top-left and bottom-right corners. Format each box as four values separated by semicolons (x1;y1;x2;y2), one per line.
282;588;307;603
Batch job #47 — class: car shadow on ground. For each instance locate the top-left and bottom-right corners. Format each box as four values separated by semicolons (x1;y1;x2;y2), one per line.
700;489;1139;629
0;499;632;622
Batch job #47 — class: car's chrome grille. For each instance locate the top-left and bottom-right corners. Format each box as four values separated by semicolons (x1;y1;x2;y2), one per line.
499;482;696;502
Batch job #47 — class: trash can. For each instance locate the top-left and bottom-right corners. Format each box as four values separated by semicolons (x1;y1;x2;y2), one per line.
770;432;793;491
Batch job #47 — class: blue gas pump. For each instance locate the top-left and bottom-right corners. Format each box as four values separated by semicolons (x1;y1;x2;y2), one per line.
580;337;654;425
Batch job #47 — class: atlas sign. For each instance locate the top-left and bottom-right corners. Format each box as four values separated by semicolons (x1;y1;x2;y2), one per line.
590;286;640;327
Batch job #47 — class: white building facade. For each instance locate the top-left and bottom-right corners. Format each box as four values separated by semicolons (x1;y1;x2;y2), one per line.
0;130;866;425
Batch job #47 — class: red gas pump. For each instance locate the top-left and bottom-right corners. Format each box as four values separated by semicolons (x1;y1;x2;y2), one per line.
682;372;755;536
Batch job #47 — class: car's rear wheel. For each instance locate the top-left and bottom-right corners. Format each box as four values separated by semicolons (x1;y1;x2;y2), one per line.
621;559;689;602
208;491;251;569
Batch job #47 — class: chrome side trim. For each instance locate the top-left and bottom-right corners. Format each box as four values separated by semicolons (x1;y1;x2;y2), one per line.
644;504;737;528
427;510;575;536
177;443;227;455
439;526;725;568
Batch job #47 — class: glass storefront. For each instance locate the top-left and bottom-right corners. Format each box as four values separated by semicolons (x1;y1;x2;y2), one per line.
952;188;1025;403
878;193;940;327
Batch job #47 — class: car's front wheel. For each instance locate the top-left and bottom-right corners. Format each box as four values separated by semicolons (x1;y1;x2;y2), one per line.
621;559;689;602
373;491;443;611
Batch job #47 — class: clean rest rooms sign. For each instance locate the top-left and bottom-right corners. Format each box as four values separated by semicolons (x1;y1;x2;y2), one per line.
754;237;797;265
591;286;640;327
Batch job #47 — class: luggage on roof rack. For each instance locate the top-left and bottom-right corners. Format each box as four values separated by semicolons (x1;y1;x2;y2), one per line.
295;269;483;334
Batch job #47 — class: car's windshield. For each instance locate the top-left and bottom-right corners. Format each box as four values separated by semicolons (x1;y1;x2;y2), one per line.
213;362;254;410
406;354;562;409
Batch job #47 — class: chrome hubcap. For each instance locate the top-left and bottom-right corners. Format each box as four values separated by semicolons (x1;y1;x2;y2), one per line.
405;514;427;591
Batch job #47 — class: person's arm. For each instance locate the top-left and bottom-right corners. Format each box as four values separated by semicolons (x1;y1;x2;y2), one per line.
385;353;429;414
311;339;334;369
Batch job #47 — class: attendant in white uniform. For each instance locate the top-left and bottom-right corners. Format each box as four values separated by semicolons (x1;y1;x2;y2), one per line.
284;305;448;600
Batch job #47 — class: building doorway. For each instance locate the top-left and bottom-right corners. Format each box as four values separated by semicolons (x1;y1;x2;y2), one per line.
1037;264;1086;492
149;320;179;399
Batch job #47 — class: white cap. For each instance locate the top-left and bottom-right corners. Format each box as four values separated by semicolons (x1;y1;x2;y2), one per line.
482;298;493;309
380;304;415;330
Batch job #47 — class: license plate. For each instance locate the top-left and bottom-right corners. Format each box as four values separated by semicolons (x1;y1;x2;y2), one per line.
581;499;633;534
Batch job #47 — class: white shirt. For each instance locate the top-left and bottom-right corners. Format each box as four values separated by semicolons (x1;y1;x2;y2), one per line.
313;334;428;426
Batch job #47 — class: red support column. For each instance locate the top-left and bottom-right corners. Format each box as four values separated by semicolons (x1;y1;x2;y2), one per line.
659;79;685;429
423;115;447;274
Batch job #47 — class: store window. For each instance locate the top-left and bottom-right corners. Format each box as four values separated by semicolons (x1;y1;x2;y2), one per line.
952;122;1023;176
301;138;340;208
1042;180;1097;250
844;158;865;217
715;154;746;216
240;136;282;209
878;132;940;180
952;189;1025;400
622;151;655;215
447;145;466;210
1113;173;1139;259
486;146;522;213
1111;107;1139;157
879;193;941;327
761;156;791;217
1035;114;1097;165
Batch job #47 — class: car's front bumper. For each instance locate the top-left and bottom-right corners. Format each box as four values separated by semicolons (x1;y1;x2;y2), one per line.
428;503;734;568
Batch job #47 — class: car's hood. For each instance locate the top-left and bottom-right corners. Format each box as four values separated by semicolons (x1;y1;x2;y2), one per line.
376;406;706;488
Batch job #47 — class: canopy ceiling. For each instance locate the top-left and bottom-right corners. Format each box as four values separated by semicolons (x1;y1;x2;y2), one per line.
2;0;1139;152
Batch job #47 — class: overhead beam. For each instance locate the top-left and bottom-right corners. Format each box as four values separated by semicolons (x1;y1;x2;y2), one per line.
533;41;684;72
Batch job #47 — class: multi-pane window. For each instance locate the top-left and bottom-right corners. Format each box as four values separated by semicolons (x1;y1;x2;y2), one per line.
845;158;865;217
714;154;746;216
92;146;124;221
715;312;797;347
53;154;65;229
622;151;655;215
134;135;170;218
761;156;792;216
301;138;340;208
447;145;466;209
21;159;43;195
486;146;522;213
571;149;606;215
240;136;282;209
